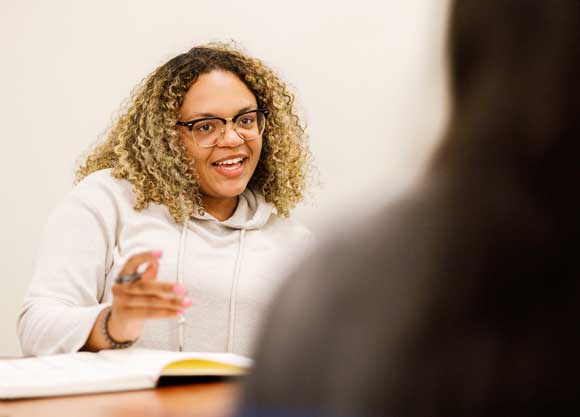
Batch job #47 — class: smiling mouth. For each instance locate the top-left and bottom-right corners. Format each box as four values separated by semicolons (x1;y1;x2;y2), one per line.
212;156;247;171
212;157;247;168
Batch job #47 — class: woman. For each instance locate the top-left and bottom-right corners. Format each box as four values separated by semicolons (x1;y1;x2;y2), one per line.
18;43;312;356
238;1;580;416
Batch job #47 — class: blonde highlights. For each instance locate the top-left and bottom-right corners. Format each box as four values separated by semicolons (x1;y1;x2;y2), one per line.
76;42;310;222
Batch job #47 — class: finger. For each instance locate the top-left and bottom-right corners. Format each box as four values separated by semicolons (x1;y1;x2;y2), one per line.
115;293;189;311
113;281;184;298
119;307;184;320
120;250;163;275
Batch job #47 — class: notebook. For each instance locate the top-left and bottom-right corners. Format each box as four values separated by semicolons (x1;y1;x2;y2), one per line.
0;348;251;399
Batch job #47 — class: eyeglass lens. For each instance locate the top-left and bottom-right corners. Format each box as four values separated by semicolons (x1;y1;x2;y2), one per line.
191;110;266;147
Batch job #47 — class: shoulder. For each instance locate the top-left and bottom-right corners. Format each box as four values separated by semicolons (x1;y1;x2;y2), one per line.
42;170;135;241
75;168;132;197
271;214;312;235
71;169;134;209
47;169;137;228
265;212;314;245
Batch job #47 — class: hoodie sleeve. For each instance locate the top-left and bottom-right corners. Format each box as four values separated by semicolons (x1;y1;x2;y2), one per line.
17;176;118;356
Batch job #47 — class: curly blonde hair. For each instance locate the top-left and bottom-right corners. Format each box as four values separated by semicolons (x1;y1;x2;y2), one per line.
76;42;310;222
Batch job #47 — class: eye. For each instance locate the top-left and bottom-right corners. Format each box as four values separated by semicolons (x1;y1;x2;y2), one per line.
239;116;255;126
193;120;218;134
197;123;212;132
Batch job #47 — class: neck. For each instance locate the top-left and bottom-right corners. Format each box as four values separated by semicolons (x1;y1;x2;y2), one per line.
202;195;239;221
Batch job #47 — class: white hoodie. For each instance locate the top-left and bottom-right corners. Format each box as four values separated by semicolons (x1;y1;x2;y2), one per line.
18;169;312;356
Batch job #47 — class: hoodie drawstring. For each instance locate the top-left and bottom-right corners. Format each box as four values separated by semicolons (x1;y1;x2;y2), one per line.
227;229;246;352
176;221;188;351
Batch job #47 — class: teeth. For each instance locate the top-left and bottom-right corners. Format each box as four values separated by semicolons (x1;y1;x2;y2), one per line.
215;157;244;166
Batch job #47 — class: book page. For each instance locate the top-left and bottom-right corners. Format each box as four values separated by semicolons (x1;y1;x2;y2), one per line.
0;352;150;399
0;348;252;399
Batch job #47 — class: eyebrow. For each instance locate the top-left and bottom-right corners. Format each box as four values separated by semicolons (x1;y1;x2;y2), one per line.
182;106;257;121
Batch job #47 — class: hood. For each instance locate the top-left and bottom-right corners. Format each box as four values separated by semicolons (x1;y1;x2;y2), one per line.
190;189;275;230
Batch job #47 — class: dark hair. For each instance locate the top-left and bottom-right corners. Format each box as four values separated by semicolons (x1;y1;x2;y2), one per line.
433;1;580;186
389;1;580;413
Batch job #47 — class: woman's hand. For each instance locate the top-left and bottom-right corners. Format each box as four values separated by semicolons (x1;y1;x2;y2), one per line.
107;250;191;343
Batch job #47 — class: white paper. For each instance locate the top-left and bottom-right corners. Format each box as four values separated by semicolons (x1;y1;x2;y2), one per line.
0;348;251;399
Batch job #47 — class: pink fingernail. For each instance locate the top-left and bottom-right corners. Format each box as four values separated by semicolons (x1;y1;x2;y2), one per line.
173;284;186;295
182;297;192;307
151;250;163;258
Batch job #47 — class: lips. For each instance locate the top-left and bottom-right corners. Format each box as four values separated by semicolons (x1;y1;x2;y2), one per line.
212;156;246;167
211;155;247;177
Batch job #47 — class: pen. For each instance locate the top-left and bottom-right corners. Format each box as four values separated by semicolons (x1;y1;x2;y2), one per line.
115;261;150;285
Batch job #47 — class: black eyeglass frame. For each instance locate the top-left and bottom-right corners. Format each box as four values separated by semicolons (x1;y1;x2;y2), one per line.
176;109;270;139
176;109;270;148
177;108;270;130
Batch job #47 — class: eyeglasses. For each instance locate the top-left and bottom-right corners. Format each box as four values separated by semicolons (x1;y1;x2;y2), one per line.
176;109;270;148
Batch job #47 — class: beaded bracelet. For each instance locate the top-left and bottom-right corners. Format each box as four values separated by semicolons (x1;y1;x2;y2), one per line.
101;307;137;349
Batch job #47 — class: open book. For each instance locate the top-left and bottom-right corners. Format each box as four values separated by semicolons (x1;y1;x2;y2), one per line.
0;348;251;399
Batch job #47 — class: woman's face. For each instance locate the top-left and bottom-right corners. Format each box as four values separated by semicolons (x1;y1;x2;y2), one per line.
178;70;263;206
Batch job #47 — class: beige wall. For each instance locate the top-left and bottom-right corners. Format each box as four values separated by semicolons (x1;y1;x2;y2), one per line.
0;0;449;355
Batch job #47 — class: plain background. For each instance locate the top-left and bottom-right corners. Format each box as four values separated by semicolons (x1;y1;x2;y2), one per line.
0;0;449;356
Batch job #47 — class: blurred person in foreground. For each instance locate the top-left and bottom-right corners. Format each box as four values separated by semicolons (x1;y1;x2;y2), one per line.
236;1;580;416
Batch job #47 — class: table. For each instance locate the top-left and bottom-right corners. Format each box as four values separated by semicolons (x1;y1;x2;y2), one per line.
0;381;239;417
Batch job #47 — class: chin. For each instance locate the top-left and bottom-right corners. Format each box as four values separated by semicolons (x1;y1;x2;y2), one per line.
215;181;250;198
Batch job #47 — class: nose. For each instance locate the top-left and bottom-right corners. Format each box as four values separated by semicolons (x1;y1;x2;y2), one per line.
217;122;244;147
